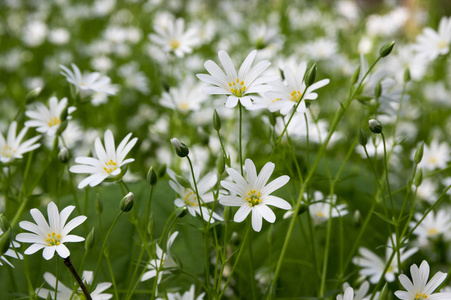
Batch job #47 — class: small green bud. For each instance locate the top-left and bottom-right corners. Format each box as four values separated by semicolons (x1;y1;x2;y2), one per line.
56;120;68;136
96;196;103;215
351;65;361;85
375;80;382;99
368;119;383;134
147;167;158;186
60;107;69;122
120;192;134;212
414;169;423;187
217;154;226;175
404;68;411;83
0;228;11;256
25;86;42;104
158;163;167;178
304;63;317;87
58;147;70;163
379;283;388;300
0;215;10;232
379;41;395;57
414;142;424;165
170;138;189;157
47;293;52;300
175;174;192;189
85;228;95;251
213;109;221;131
269;113;277;126
354;210;362;227
175;206;188;218
358;128;367;146
147;213;155;236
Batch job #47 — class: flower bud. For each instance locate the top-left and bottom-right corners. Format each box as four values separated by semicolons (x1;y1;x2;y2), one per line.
351;65;361;85
374;80;382;99
414;142;424;164
120;192;134;212
379;41;395;57
25;86;43;104
358;128;367;146
175;174;192;189
217;154;226;175
60;107;69;122
0;215;10;232
170;138;189;157
175;206;188;218
0;228;11;256
56;120;68;136
354;210;362;227
379;283;388;300
147;167;158;186
304;63;317;87
213;109;221;131
85;228;95;251
158;163;167;178
404;68;411;83
368;119;382;134
147;213;155;236
58;147;70;163
414;169;423;187
96;195;103;215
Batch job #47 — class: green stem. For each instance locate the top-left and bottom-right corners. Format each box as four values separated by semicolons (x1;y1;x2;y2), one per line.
239;102;244;175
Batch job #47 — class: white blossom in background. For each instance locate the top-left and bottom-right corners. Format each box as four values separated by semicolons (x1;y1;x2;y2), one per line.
413;16;451;61
416;139;450;171
159;77;208;112
25;97;76;136
307;191;348;225
0;228;23;268
157;284;205;300
0;121;41;164
410;209;451;247
118;62;150;94
337;281;379;300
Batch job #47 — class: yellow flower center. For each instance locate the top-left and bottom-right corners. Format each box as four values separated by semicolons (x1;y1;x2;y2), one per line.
427;228;439;236
228;78;246;97
1;144;16;158
415;293;428;299
179;102;189;110
246;190;261;206
103;159;117;174
428;156;438;164
170;39;180;49
47;116;61;127
45;232;62;246
184;188;200;206
316;212;325;218
290;90;303;102
272;98;281;103
436;40;448;50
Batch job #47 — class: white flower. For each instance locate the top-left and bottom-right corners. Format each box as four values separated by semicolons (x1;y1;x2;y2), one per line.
267;61;329;115
69;130;137;189
352;234;418;284
308;191;348;225
25;97;76;136
159;77;208;112
219;159;291;232
197;50;275;108
0;121;41;164
0;228;23;268
141;231;178;284
410;210;451;247
395;260;451;300
167;168;223;223
413;16;451;61
417;140;450;171
338;287;354;300
36;270;112;299
337;281;379;300
149;15;200;57
59;64;118;105
158;284;205;300
16;201;86;260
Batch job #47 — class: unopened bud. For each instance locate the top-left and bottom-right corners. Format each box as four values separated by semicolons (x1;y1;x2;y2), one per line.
56;120;68;136
0;215;10;232
25;86;42;104
414;142;424;164
368;119;382;134
358;128;367;146
354;210;362;227
58;147;70;163
351;65;361;85
147;167;158;186
96;195;103;215
120;192;134;212
379;41;395;57
379;283;388;300
147;214;155;236
404;68;411;83
175;206;188;218
0;228;11;256
60;107;69;122
414;169;423;187
85;228;95;251
175;174;192;189
304;63;317;87
213;109;221;131
170;138;189;157
158;164;167;178
217;154;226;175
375;81;382;99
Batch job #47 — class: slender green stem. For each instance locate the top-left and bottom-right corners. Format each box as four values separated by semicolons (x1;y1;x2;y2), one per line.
186;155;206;222
144;185;154;229
105;251;120;300
239;102;244;175
247;221;256;300
64;256;92;300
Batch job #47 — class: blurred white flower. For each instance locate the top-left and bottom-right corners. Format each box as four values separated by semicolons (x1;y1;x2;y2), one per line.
160;77;207;112
410;209;451;247
157;284;204;300
16;202;86;260
23;20;48;47
0;121;41;164
337;281;378;300
413;16;451;61
0;228;23;268
416;140;450;171
307;191;348;225
48;28;70;45
118;62;149;94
